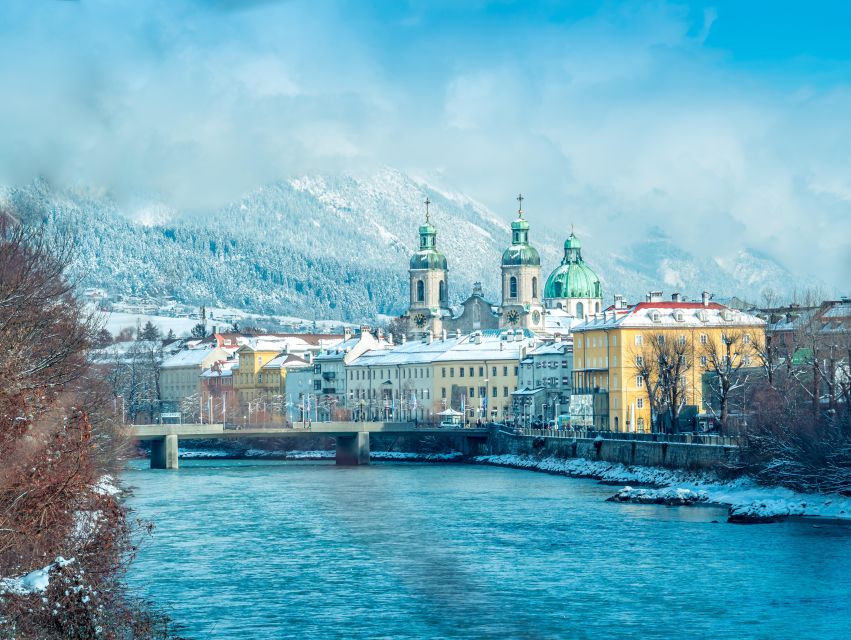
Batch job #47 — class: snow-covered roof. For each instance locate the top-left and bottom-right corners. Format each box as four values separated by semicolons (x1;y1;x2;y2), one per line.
201;360;238;378
573;302;765;332
349;330;535;367
161;347;224;368
263;353;309;369
528;341;571;356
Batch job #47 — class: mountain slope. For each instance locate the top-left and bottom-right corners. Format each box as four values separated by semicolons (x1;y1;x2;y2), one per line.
2;170;806;321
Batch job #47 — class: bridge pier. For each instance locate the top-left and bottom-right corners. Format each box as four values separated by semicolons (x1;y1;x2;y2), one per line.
151;435;179;469
335;432;370;465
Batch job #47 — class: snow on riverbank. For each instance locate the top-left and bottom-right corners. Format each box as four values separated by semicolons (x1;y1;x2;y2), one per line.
473;454;851;522
175;448;463;462
0;558;73;596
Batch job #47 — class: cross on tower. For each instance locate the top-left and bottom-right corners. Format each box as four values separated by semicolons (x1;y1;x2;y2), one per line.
424;197;431;223
517;193;524;217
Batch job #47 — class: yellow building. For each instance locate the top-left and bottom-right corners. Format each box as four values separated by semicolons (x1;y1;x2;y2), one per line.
233;340;308;403
572;292;765;432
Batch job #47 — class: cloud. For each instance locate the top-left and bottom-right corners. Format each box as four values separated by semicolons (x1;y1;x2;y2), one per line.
0;0;848;291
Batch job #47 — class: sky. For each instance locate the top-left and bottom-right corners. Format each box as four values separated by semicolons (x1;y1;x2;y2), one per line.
0;0;849;292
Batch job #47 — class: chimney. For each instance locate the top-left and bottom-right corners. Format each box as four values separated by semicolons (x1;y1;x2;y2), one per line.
304;352;313;363
442;329;447;341
648;291;663;303
515;330;523;342
425;329;433;344
387;333;394;346
702;291;712;307
614;294;624;310
401;334;407;344
671;293;682;302
456;328;461;338
344;327;353;340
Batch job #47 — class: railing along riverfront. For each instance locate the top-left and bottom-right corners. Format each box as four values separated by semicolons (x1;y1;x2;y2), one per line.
512;427;742;447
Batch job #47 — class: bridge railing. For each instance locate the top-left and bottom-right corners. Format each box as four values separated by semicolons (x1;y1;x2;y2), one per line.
511;427;742;447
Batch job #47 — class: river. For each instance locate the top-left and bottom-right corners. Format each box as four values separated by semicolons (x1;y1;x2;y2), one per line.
124;459;851;639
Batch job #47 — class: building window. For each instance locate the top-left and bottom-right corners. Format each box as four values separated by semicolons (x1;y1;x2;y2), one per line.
442;367;446;378
416;279;425;302
439;280;446;303
450;368;455;377
479;366;484;377
469;387;475;398
509;276;518;299
743;334;751;344
313;364;321;374
441;388;446;399
492;366;497;377
313;380;321;391
469;367;474;377
514;366;518;376
637;417;645;429
636;376;643;388
479;386;486;397
503;366;508;376
637;398;644;409
493;386;498;398
460;368;465;377
532;277;538;299
503;386;509;397
635;335;643;346
576;301;584;318
700;334;708;345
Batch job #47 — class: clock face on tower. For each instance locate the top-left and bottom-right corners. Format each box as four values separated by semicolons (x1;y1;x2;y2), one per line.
506;309;520;325
532;310;541;325
414;313;428;328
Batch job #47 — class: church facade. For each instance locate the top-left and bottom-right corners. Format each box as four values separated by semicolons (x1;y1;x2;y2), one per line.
401;196;603;339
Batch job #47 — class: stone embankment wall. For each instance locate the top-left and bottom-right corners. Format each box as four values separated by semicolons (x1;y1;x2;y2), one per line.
487;430;739;471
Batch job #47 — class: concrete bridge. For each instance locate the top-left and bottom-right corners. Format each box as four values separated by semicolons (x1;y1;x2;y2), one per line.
129;422;490;469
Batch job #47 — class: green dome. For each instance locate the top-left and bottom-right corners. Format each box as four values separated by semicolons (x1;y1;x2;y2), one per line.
502;216;540;266
544;233;601;299
410;218;446;270
502;245;541;266
410;249;447;270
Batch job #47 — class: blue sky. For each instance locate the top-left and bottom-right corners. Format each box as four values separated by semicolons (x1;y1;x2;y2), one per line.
1;0;849;291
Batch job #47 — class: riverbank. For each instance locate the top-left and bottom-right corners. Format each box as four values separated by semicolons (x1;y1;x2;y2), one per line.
472;453;851;523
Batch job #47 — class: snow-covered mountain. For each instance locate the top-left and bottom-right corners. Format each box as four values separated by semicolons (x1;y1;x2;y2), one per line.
2;170;806;322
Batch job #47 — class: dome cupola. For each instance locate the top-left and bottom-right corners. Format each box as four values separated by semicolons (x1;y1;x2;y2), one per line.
544;232;602;301
409;200;447;270
501;194;541;267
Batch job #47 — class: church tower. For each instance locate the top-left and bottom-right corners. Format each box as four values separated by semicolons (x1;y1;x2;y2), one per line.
405;198;450;338
543;231;602;319
499;194;544;331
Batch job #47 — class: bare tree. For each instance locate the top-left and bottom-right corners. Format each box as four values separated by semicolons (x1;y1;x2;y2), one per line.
701;329;757;434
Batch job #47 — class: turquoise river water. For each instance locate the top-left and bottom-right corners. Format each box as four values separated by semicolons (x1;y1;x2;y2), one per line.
124;460;851;639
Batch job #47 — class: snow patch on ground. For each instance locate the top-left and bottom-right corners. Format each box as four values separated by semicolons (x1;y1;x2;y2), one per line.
95;475;121;496
474;454;851;522
0;558;73;596
177;448;463;462
371;451;464;462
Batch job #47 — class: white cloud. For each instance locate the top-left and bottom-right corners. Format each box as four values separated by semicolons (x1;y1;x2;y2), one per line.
0;0;848;291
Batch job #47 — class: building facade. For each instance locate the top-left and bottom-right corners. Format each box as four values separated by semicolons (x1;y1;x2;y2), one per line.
571;292;765;432
346;329;534;423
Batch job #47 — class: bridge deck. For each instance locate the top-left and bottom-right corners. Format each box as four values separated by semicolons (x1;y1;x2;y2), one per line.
129;422;489;441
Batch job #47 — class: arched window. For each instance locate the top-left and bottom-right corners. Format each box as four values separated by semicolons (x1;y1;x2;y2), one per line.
416;280;424;302
509;276;518;299
576;302;584;318
439;280;446;303
532;277;538;299
614;416;619;431
553;282;562;298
